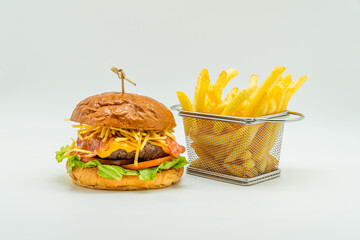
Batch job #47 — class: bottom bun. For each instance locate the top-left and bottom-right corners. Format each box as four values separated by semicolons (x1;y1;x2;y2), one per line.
68;164;184;191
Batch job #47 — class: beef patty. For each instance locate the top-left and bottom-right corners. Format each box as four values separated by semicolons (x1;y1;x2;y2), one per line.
107;142;168;160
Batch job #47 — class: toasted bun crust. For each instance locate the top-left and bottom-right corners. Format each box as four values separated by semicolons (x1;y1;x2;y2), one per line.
68;165;184;190
70;92;176;130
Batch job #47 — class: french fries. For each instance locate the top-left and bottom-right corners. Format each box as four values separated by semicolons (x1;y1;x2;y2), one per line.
177;66;307;178
176;91;193;111
278;75;308;112
245;66;286;117
193;69;210;112
191;142;230;174
224;87;238;102
222;85;256;116
249;74;258;88
249;123;281;173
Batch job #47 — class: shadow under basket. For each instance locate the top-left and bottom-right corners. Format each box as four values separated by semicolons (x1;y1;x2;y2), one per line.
171;105;304;186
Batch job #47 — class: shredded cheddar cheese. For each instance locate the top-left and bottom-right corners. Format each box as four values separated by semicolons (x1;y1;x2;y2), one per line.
71;124;175;166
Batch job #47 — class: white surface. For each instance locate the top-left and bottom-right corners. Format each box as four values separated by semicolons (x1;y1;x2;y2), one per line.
1;0;359;239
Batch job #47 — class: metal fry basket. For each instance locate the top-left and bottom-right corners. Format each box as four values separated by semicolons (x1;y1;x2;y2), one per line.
171;105;304;186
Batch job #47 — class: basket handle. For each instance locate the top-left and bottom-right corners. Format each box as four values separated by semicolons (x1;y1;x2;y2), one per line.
255;111;304;123
170;104;182;111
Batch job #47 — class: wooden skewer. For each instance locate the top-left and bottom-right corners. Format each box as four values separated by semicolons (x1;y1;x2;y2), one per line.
111;67;136;93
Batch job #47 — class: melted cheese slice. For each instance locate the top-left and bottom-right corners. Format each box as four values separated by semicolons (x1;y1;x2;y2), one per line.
97;139;138;158
150;141;170;154
97;139;171;159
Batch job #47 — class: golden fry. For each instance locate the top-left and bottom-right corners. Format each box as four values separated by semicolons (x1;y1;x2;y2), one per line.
214;71;227;88
242;158;256;170
267;98;277;115
176;91;193;111
212;121;226;135
214;69;237;93
224;87;238;102
212;69;238;103
250;123;281;173
203;96;213;113
268;84;284;113
213;103;227;114
225;69;239;84
245;66;286;117
237;124;262;153
213;71;227;103
197;124;249;148
222;85;256;116
193;68;210;112
268;83;284;99
245;168;259;178
212;87;239;114
254;71;285;116
265;153;279;173
249;74;258;88
191;141;230;174
233;101;248;117
279;75;308;111
191;143;215;168
240;150;252;160
206;84;221;106
224;163;246;178
192;134;220;146
254;100;268;117
279;73;292;88
224;124;261;163
288;75;308;92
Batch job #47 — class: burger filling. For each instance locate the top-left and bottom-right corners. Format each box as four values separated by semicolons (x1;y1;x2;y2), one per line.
71;124;185;163
76;138;168;161
108;143;167;160
56;124;188;181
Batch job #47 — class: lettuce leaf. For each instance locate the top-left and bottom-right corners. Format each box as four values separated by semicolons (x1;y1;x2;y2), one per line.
138;156;189;181
97;165;126;181
123;169;139;176
138;167;157;181
57;145;188;181
55;145;70;163
67;155;100;173
171;156;188;169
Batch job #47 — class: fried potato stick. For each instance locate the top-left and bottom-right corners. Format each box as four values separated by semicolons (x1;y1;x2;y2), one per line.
245;66;286;117
193;68;210;112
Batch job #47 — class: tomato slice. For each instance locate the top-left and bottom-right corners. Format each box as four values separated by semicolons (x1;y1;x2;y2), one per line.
122;156;173;170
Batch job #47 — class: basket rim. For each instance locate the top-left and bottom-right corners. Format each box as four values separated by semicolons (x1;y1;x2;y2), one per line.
170;104;304;124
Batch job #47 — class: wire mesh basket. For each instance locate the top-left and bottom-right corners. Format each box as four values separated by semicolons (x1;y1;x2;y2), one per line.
171;105;304;185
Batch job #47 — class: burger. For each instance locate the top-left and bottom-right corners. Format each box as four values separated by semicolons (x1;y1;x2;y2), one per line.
55;92;188;190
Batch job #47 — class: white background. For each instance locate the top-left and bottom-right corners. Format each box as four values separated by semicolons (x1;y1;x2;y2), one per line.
1;0;359;239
